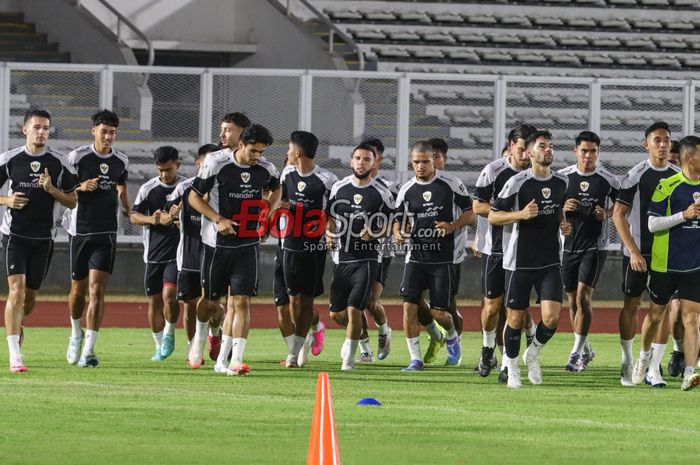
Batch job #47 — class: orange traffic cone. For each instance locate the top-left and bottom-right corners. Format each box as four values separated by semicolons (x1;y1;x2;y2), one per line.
307;372;341;465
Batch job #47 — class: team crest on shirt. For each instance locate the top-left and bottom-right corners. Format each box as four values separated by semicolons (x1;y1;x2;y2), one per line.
542;187;551;199
240;172;250;183
580;181;589;192
99;163;109;175
297;181;306;192
353;194;362;204
30;161;40;172
694;192;700;203
423;191;432;202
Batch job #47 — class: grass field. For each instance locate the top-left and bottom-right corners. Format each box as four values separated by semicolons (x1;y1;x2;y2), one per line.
1;328;699;465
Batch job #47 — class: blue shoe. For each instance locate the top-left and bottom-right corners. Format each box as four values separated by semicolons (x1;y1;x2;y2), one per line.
401;360;424;372
445;337;462;366
565;353;580;372
644;370;667;388
160;334;175;358
151;349;166;362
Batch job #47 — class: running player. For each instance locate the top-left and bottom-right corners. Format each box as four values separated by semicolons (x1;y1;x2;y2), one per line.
188;124;280;374
473;124;537;380
65;110;130;368
130;146;182;361
279;131;336;368
1;109;78;372
559;131;619;372
647;135;700;390
326;143;394;370
489;130;571;388
167;144;224;363
612;121;680;387
393;141;474;372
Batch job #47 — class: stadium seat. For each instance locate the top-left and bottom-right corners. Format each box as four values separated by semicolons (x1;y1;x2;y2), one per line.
429;12;464;23
364;11;397;21
524;35;557;46
420;32;456;43
454;32;488;44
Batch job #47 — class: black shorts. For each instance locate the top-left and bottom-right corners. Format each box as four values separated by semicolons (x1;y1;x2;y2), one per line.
177;269;201;301
621;255;651;298
400;261;452;310
329;261;379;312
273;247;289;307
375;256;393;287
648;269;700;305
562;249;607;293
505;266;563;310
201;244;258;300
282;249;325;298
144;261;178;296
481;253;505;299
450;262;462;297
69;233;117;281
2;234;53;290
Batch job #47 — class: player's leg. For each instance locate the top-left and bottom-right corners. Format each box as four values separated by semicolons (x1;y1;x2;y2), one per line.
283;250;317;366
479;254;503;377
177;269;200;360
207;299;224;361
309;249;327;356
502;269;529;388
160;262;179;358
145;263;166;361
619;256;645;386
79;269;110;367
225;245;258;375
428;264;460;365
668;294;685;377
67;278;87;364
681;301;700;390
400;263;426;371
328;264;351;365
5;273;27;372
366;256;392;360
273;247;295;354
344;262;377;368
562;250;581;370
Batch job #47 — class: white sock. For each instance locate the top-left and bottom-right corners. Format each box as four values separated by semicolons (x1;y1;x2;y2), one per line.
152;331;163;350
584;338;593;354
424;321;443;341
685;366;696;377
525;324;536;338
344;338;359;364
650;343;667;372
505;355;519;374
7;335;20;360
311;322;322;333
216;336;233;367
446;326;458;340
621;338;634;367
482;329;496;348
406;336;422;361
530;335;546;355
209;325;220;337
290;335;305;357
639;349;651;361
81;330;98;356
673;338;683;352
164;321;176;336
283;335;295;351
572;333;586;355
195;319;209;343
70;318;82;338
230;338;246;364
377;322;390;334
359;337;372;354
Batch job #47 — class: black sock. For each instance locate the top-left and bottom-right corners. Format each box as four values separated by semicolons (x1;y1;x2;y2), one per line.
504;325;522;359
535;321;557;346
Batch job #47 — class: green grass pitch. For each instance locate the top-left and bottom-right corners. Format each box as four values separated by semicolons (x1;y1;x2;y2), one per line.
1;328;698;465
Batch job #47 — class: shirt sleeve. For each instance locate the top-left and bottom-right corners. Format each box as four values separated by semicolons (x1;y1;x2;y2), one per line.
648;182;670;217
132;185;150;214
474;164;495;203
191;158;218;196
491;178;517;212
118;168;129;185
616;174;638;206
58;165;79;193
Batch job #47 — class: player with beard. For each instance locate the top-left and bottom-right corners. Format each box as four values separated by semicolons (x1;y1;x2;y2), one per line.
326;144;394;370
393;141;474;372
489;131;571;388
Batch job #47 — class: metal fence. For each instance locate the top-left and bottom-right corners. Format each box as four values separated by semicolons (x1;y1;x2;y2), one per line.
1;62;697;246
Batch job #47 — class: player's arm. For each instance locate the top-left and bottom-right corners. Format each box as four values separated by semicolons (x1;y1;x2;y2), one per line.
187;189;235;235
117;184;130;217
472;199;492;217
39;168;77;208
612;201;645;271
264;185;282;212
0;192;28;209
489;199;538;225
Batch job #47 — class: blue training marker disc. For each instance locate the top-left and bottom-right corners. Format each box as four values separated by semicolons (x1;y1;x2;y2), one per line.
356;397;382;406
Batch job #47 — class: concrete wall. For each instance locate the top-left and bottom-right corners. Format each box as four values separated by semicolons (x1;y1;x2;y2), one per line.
0;0;21;10
0;243;627;302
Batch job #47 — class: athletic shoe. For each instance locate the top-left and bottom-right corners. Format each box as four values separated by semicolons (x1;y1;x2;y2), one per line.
445;337;462;366
66;330;84;365
667;351;685;378
214;362;234;375
151;349;166;362
298;335;312;367
359;352;375;363
577;353;590;372
423;323;446;364
583;346;595;366
341;358;355;371
377;329;392;360
644;370;667;388
188;337;206;369
160;334;175;359
681;373;700;391
498;367;508;384
620;365;634;386
78;354;99;368
478;346;497;377
9;357;27;373
632;357;650;385
227;362;250;375
285;353;299;369
522;346;542;385
565;353;580;372
208;334;221;361
400;360;424;372
311;322;326;356
507;365;522;389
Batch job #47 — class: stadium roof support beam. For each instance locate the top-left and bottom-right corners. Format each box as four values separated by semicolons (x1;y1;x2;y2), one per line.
396;74;410;183
589;80;601;134
683;82;695;136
